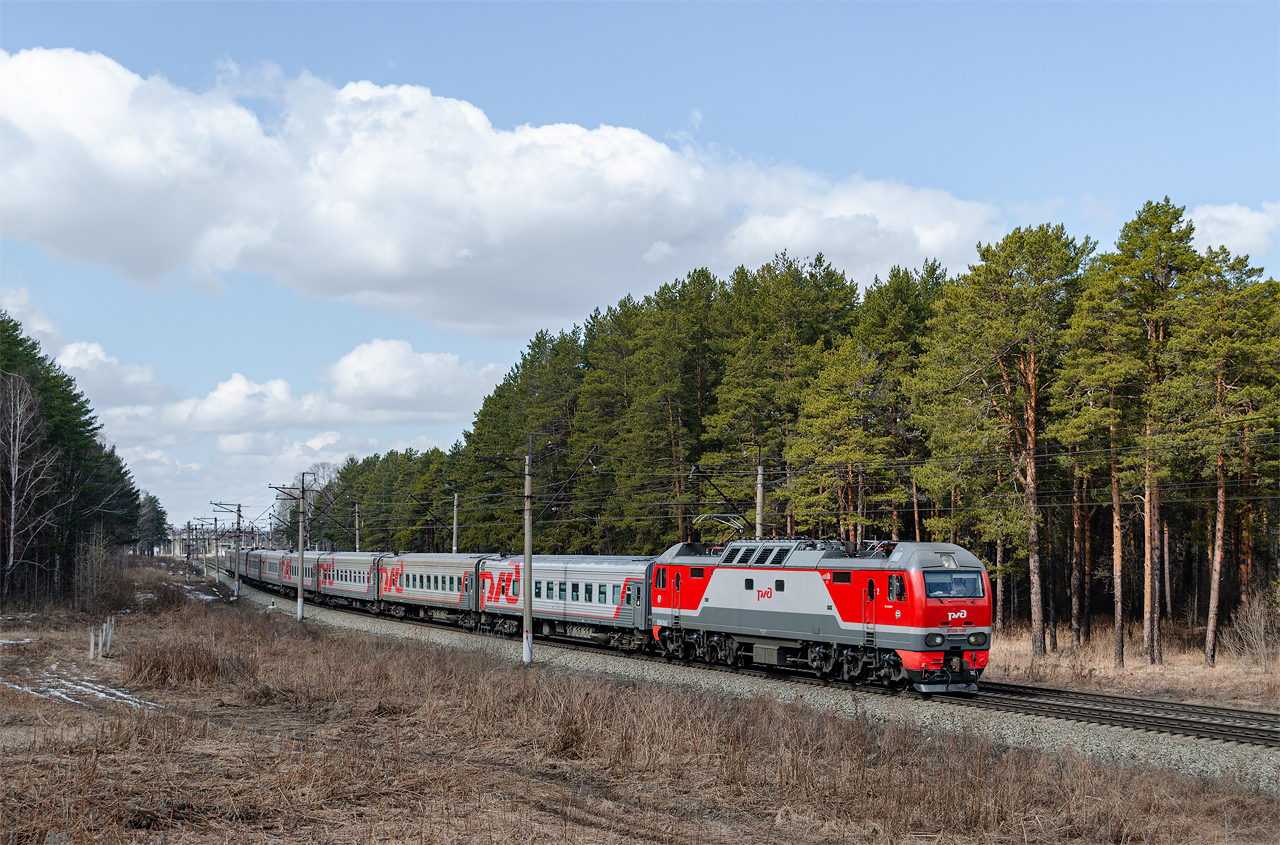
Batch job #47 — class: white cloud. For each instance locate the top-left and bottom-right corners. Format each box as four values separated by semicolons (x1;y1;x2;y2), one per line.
54;341;174;405
98;337;503;444
0;47;1006;336
1190;202;1280;259
388;434;447;453
323;338;505;413
0;286;60;348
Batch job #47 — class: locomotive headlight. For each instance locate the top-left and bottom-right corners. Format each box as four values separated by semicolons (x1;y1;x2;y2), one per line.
924;633;945;648
967;632;988;647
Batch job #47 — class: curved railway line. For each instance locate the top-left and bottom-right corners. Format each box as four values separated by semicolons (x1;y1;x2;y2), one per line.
243;581;1280;750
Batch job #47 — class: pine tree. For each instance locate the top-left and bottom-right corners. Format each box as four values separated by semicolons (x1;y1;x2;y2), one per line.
1157;246;1277;666
914;225;1093;657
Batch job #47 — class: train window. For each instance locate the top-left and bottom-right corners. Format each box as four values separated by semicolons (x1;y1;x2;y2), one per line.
585;584;593;602
744;578;754;590
654;568;667;589
570;583;579;602
769;548;789;565
775;579;785;592
832;571;851;584
512;578;519;598
867;579;876;601
690;567;705;579
599;584;607;603
624;586;632;606
674;573;681;591
923;571;985;598
612;584;622;604
888;574;906;602
559;582;567;601
435;575;441;590
534;581;542;599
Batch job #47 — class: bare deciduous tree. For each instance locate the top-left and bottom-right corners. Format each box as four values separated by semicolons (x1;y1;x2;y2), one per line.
1;371;60;599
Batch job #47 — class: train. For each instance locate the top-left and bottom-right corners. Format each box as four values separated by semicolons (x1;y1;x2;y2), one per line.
223;538;992;693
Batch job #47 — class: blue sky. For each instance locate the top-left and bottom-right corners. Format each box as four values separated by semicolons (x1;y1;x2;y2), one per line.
2;1;1277;527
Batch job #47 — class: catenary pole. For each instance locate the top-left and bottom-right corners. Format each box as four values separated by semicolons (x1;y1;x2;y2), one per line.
297;475;306;622
355;503;360;553
452;492;459;554
234;505;242;595
756;465;764;539
523;441;533;664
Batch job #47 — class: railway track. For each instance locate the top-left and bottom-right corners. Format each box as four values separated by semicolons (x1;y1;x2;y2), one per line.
953;681;1280;748
239;580;1280;749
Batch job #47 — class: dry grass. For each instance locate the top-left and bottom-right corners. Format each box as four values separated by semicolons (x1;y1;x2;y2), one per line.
986;616;1280;711
2;572;1277;844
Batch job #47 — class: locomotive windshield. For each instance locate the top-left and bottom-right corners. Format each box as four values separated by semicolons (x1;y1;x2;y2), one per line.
923;571;985;599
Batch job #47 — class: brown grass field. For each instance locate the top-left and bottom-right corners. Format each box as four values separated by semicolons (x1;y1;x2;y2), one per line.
984;617;1279;712
1;564;1277;844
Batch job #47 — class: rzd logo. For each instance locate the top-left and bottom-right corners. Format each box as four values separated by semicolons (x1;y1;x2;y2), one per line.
756;588;773;601
947;610;967;622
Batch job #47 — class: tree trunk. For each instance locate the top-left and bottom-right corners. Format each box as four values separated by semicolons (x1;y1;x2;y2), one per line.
1241;497;1253;608
1142;458;1155;659
1151;483;1162;665
1204;450;1227;667
995;536;1005;634
1071;460;1084;646
1110;432;1124;669
1163;518;1173;619
1027;448;1045;657
912;476;921;542
1046;505;1057;652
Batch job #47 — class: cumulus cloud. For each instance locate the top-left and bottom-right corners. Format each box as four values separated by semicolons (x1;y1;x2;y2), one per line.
0;286;60;348
1;47;1006;336
1190;202;1280;259
98;337;503;444
55;341;175;406
323;338;505;413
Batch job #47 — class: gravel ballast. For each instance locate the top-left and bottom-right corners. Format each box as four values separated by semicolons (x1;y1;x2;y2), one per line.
231;581;1280;795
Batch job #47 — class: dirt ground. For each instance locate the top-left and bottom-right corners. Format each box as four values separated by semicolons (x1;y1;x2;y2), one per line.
2;567;1277;844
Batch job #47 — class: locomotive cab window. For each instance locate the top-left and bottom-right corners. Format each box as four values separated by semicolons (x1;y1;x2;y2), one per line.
866;579;875;600
888;574;906;602
923;571;985;599
655;568;667;589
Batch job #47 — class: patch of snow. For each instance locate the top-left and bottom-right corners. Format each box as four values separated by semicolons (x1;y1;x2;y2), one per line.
2;667;161;710
0;638;36;645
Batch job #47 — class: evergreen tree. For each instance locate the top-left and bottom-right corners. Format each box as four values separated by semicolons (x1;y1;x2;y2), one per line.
914;225;1094;657
1157;246;1277;666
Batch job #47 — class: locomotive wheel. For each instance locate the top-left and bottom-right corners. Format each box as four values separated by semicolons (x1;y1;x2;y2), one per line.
724;638;741;667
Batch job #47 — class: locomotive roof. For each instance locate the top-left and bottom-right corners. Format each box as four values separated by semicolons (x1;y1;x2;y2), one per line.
658;539;986;571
